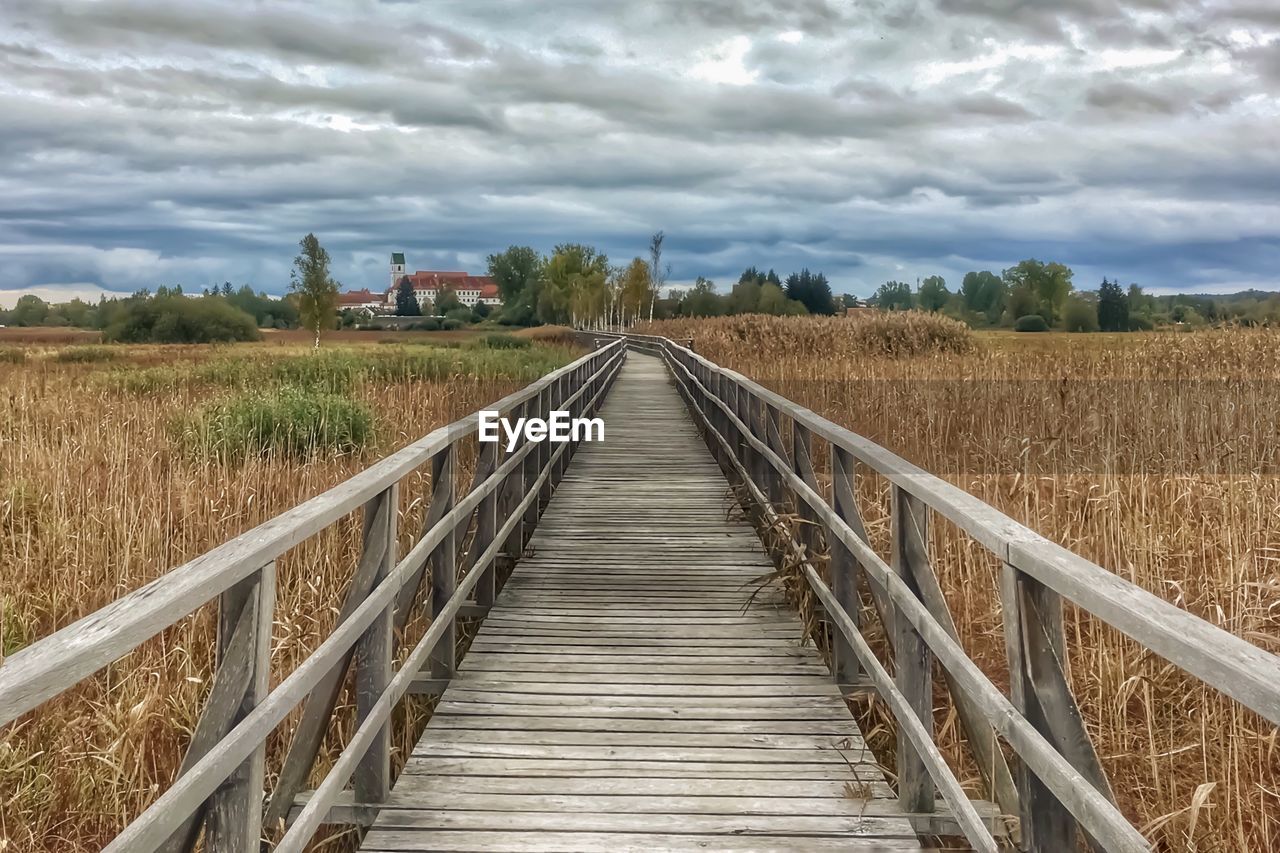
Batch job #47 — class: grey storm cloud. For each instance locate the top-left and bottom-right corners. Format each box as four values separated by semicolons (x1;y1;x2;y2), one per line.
0;0;1278;300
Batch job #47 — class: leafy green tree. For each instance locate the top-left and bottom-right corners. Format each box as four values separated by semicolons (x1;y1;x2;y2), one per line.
1096;277;1129;332
917;276;949;312
1003;285;1039;324
487;246;543;304
959;271;1006;323
435;287;463;315
784;269;835;315
873;281;914;311
289;233;340;348
8;295;50;326
683;277;725;317
728;279;762;314
395;278;421;316
540;244;609;326
1003;259;1073;324
745;282;806;316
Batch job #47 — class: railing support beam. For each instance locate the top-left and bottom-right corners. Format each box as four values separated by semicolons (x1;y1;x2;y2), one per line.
207;562;275;853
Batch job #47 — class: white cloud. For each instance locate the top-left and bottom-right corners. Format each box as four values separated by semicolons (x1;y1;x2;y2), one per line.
688;35;758;85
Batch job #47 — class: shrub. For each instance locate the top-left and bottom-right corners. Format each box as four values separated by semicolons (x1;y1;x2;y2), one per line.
0;347;26;364
1062;297;1099;333
56;345;116;363
104;295;261;343
418;317;442;331
442;318;464;331
1014;314;1050;332
445;307;473;325
470;333;531;350
495;302;537;327
175;387;375;461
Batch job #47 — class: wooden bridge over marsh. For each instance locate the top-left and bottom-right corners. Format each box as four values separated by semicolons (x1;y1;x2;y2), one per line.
2;335;1279;852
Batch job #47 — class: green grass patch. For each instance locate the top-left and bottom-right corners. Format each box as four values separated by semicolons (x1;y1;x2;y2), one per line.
468;333;532;350
174;387;376;462
55;345;117;363
94;342;578;395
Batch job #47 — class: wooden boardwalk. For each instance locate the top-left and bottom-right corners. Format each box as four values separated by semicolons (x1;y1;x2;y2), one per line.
360;355;921;851
11;336;1275;852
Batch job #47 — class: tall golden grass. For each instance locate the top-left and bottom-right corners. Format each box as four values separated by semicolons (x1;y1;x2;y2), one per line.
639;315;1280;851
0;340;577;851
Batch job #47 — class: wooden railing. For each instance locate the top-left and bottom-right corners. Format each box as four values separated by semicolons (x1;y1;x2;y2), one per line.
0;338;626;852
621;331;1280;853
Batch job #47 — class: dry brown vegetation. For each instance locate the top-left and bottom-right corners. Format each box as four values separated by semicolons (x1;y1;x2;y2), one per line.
0;337;578;850
639;314;1280;851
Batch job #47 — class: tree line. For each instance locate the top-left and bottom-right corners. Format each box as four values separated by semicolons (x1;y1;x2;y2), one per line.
867;260;1280;331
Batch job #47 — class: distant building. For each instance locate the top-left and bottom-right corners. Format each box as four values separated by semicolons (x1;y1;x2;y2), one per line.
389;252;406;291
388;254;502;310
337;288;384;312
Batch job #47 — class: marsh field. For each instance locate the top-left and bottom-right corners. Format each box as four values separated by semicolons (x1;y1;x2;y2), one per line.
0;329;580;850
2;317;1279;851
639;314;1280;852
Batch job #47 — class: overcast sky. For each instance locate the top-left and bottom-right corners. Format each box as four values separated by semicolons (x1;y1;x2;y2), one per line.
1;0;1278;305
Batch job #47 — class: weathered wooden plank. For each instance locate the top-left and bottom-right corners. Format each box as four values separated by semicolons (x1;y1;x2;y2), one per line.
401;757;884;780
207;563;275;853
355;485;397;804
387;775;892;798
427;715;862;736
1003;565;1080;851
361;830;921;852
365;809;921;835
890;486;934;816
428;447;458;680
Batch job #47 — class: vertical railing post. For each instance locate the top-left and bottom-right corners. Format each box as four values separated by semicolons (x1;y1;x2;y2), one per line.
708;371;726;469
206;562;275;853
473;442;500;608
737;388;760;501
354;485;396;803
520;397;539;550
497;403;526;586
552;372;568;487
890;485;935;815
829;447;862;685
760;403;789;509
429;445;457;679
537;384;554;509
1002;565;1084;851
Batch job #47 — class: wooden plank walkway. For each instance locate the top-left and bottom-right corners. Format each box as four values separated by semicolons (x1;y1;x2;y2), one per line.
360;353;920;851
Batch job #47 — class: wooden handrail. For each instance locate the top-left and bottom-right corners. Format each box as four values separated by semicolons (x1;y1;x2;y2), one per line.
0;339;626;853
628;331;1280;853
0;339;624;727
633;332;1280;725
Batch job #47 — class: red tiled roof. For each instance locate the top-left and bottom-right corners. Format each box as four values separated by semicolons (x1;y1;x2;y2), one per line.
337;288;380;306
399;272;499;294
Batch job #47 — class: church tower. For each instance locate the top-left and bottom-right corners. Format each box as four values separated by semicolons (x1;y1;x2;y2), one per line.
390;252;406;291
